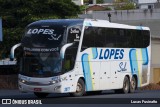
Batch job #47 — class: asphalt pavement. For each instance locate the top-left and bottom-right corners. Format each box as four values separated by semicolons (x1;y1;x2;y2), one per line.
0;89;160;99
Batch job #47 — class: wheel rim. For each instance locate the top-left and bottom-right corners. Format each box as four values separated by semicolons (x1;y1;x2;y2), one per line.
76;83;82;93
124;81;129;91
131;79;136;90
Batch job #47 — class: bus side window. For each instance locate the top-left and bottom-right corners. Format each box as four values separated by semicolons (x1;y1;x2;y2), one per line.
142;31;150;47
105;28;117;47
95;28;106;47
63;43;78;71
81;27;95;51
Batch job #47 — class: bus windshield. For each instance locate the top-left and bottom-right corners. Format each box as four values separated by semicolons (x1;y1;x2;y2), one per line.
21;24;66;48
20;20;83;77
21;52;62;77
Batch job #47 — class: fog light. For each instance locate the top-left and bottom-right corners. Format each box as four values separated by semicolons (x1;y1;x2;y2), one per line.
54;85;61;91
49;81;57;85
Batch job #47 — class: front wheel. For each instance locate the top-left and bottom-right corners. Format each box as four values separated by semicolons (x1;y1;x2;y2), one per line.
34;92;49;98
70;79;85;97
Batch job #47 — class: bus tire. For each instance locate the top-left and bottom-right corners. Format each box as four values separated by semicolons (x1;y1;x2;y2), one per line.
129;77;137;93
115;76;130;94
122;76;130;94
70;78;85;97
34;92;49;98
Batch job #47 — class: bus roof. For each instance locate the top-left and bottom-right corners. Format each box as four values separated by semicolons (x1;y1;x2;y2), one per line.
27;19;150;31
83;19;150;31
27;19;84;28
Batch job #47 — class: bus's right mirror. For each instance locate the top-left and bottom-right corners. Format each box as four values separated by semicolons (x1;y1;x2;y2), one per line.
10;43;21;61
60;43;73;59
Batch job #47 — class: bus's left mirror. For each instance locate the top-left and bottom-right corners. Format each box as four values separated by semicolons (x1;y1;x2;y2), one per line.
10;43;21;61
60;43;73;59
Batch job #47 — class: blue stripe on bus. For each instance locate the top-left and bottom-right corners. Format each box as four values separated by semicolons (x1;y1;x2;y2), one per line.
142;48;149;65
129;49;140;86
82;54;93;91
92;48;98;59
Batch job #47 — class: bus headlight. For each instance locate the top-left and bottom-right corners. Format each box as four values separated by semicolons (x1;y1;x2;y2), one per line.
19;78;27;83
49;79;61;84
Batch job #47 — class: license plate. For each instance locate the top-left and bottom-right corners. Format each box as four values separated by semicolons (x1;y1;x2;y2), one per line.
34;88;42;92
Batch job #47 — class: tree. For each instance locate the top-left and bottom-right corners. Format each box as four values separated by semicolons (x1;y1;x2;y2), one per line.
0;0;81;59
97;0;104;4
114;0;135;10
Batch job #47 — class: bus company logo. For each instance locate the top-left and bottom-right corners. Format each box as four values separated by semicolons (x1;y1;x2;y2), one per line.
27;29;54;35
98;49;124;60
27;28;62;41
2;99;11;104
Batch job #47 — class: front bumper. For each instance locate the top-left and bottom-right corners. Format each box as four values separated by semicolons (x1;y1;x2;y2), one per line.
19;82;63;93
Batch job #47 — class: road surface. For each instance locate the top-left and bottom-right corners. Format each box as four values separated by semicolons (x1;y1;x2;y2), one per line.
0;89;160;104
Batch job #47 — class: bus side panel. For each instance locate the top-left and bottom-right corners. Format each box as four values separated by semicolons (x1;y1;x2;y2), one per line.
99;61;111;90
81;49;100;91
129;47;150;87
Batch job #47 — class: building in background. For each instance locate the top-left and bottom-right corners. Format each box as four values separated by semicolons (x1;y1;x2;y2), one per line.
133;0;158;9
155;1;160;8
86;5;106;12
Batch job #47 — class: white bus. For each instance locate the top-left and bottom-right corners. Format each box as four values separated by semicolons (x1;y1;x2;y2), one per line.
11;19;151;98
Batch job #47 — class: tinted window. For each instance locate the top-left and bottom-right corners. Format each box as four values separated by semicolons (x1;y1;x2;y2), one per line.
67;26;82;43
81;26;150;51
22;24;65;48
95;28;106;47
81;27;95;50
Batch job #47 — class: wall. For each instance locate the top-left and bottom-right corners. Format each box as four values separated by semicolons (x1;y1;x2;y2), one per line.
79;9;160;37
92;9;160;21
150;38;160;83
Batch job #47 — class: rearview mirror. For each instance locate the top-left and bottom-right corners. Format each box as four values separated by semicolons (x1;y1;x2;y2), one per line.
60;43;73;59
10;43;21;61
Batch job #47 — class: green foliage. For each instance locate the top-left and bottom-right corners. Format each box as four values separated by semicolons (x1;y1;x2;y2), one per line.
105;7;112;11
114;0;136;10
0;0;81;59
97;0;104;4
80;5;88;13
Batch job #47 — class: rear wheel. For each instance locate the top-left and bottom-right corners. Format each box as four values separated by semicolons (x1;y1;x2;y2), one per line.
115;76;130;94
122;76;130;94
129;77;137;93
34;92;49;98
70;78;85;97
